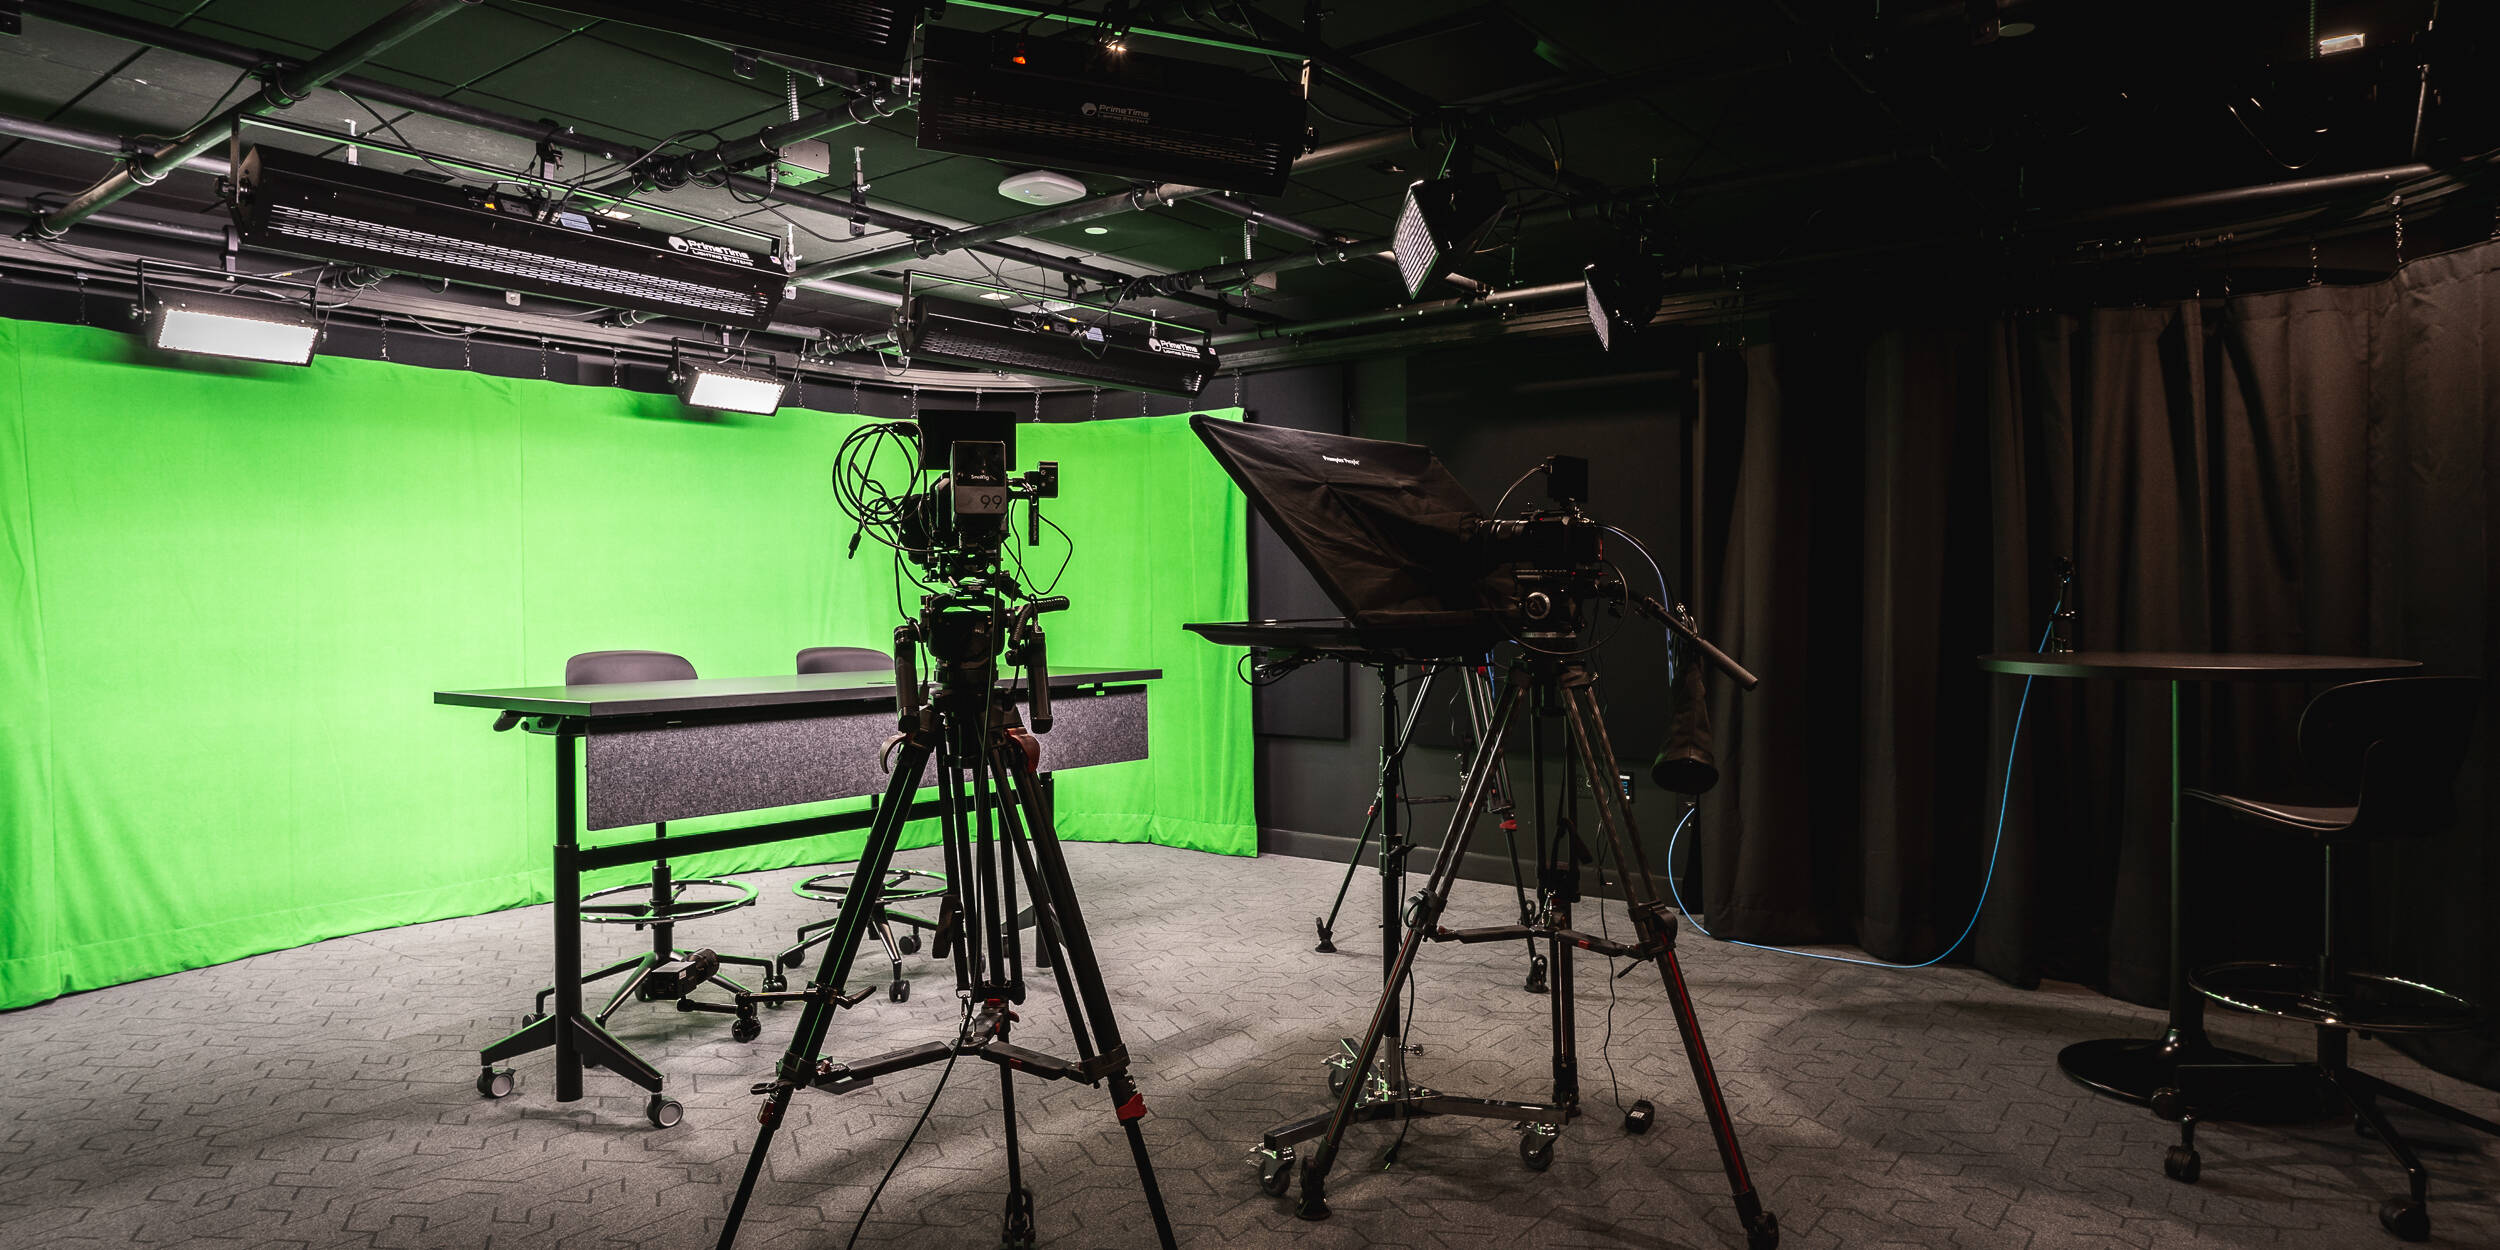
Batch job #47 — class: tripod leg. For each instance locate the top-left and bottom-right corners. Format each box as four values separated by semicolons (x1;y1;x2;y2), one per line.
995;737;1179;1250
1296;668;1527;1218
1316;805;1380;953
1557;677;1776;1248
716;735;933;1250
1466;663;1544;986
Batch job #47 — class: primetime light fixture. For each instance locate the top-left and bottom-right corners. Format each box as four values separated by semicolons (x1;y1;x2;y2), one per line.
672;340;788;415
1394;172;1505;299
894;273;1218;398
140;268;321;365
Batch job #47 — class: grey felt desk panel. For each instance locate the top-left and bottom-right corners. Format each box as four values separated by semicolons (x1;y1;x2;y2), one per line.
584;687;1149;829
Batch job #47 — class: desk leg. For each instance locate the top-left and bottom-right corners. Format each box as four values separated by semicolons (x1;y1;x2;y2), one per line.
2056;681;2325;1122
555;730;583;1102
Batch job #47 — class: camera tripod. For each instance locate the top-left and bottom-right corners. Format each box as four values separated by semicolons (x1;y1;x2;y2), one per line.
1256;647;1779;1250
714;591;1178;1250
1311;661;1543;990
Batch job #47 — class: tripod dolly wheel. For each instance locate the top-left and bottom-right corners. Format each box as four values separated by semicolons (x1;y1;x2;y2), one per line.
898;932;922;956
1519;1130;1556;1172
645;1094;684;1129
731;1014;762;1044
890;979;911;1003
475;1066;517;1099
1255;1148;1293;1196
780;948;807;969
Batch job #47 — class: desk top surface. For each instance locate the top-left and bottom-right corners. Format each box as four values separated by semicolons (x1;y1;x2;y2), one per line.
1975;651;2419;681
435;667;1159;718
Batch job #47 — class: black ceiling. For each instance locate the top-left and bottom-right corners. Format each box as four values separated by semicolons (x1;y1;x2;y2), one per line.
1;0;2493;346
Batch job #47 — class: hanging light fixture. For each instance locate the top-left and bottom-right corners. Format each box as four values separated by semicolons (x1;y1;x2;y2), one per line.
140;266;321;365
1582;258;1664;352
672;340;788;415
1394;172;1505;300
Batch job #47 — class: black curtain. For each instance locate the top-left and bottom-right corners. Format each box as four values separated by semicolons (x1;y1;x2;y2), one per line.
1694;241;2500;1086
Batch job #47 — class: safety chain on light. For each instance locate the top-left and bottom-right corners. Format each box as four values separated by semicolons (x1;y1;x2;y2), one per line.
1031;389;1042;421
1090;387;1101;419
379;316;391;361
609;346;621;385
850;377;863;414
1232;371;1245;409
461;334;472;370
538;337;549;379
909;384;920;419
74;272;87;325
2392;194;2406;268
2308;242;2322;288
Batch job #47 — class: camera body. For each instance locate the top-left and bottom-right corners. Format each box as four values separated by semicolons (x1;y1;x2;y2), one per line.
1475;511;1609;643
892;422;1059;586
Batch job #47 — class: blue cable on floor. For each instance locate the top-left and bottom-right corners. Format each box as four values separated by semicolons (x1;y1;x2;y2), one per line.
1661;620;2052;970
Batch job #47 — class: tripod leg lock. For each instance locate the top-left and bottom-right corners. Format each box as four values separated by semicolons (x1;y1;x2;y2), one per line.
1402;891;1446;930
1630;901;1680;949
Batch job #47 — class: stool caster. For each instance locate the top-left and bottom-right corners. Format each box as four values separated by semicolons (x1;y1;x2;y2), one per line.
780;948;807;969
2148;1085;2187;1122
2163;1145;2201;1184
1255;1147;1293;1196
890;980;911;1003
475;1067;517;1099
898;932;922;956
519;1011;544;1028
731;1014;762;1044
2379;1197;2429;1242
645;1094;683;1129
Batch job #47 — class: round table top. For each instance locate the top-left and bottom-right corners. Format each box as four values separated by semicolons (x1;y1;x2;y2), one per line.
1976;650;2421;681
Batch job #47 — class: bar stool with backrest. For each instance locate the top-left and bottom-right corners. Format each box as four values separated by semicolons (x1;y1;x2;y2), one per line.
2153;675;2497;1242
524;649;777;1043
777;646;951;1003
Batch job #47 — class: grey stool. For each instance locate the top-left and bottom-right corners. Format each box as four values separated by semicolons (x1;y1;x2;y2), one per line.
526;650;777;1043
779;646;951;1002
2155;676;2497;1242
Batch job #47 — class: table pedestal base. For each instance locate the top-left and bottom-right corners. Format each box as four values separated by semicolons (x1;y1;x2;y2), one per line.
2060;1030;2338;1124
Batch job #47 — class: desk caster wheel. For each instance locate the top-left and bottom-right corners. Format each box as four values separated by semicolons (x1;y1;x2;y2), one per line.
898;932;922;956
1745;1210;1780;1250
519;1011;544;1027
782;947;808;968
1519;1131;1555;1172
646;1095;683;1129
476;1067;517;1099
1256;1148;1293;1196
2379;1198;2429;1242
731;1015;762;1044
2162;1145;2200;1184
890;980;910;1003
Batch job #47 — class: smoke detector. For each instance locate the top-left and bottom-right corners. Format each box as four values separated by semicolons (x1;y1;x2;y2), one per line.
997;169;1089;206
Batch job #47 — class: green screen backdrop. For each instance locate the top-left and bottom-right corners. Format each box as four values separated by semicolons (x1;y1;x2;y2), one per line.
0;317;1251;1012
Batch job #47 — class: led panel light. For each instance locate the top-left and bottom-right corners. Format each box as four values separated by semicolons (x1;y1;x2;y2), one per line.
679;363;788;414
897;293;1216;398
232;146;787;328
1582;259;1664;352
917;26;1307;195
1395;173;1506;299
147;293;319;365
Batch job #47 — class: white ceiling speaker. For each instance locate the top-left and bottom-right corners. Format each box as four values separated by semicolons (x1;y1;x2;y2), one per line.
997;169;1090;206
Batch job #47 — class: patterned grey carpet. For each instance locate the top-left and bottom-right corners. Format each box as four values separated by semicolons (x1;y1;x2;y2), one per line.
2;843;2495;1249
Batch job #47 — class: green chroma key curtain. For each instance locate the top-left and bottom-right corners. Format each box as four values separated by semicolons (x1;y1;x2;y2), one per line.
0;316;1251;1012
